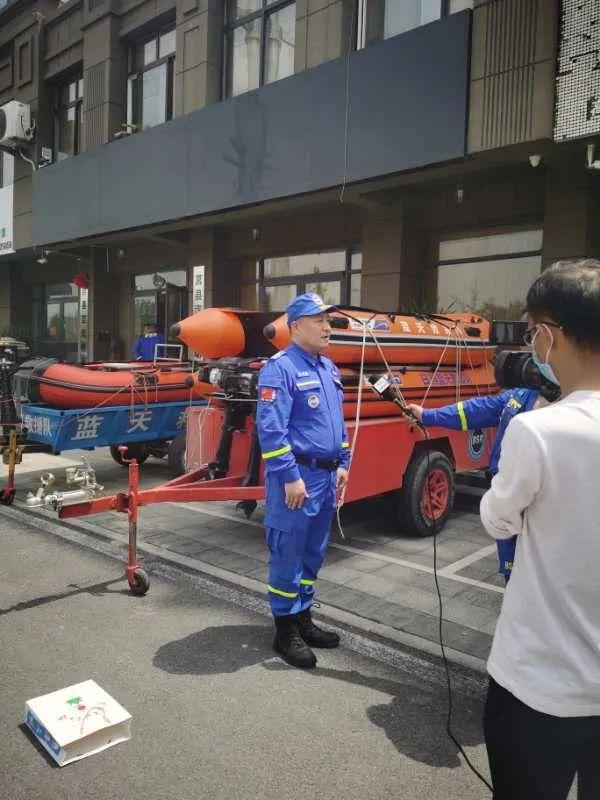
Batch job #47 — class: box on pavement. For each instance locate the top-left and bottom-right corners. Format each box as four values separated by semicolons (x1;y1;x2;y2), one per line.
25;679;131;766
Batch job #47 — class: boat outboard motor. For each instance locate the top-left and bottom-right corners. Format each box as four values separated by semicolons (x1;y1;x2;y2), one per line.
11;358;59;414
0;338;31;428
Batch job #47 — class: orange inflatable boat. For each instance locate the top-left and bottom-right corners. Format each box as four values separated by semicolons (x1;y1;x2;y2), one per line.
13;358;213;410
173;307;494;366
264;309;494;366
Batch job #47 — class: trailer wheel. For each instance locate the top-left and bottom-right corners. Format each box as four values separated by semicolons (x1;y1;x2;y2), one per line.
397;450;454;537
167;432;187;475
109;444;149;467
128;567;150;596
0;488;15;506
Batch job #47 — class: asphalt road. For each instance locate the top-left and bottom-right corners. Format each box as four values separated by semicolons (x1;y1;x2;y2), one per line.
0;512;492;800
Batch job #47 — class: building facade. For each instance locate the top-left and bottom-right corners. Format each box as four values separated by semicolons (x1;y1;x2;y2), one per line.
0;0;595;361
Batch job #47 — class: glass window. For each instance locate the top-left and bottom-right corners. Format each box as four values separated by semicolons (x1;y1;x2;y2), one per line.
55;73;84;160
448;0;473;12
134;296;158;334
63;300;79;343
264;251;346;278
225;1;296;98
305;280;341;306
265;4;296;85
264;283;297;312
364;0;467;47
159;30;176;58
46;293;79;340
439;230;544;262
229;0;262;21
134;270;187;291
436;230;543;320
259;249;361;310
47;282;78;299
227;19;262;97
437;256;541;321
144;39;157;66
141;64;168;130
384;0;441;38
46;302;61;339
128;27;175;131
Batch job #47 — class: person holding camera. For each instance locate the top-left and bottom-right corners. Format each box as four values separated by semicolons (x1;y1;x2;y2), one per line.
406;388;542;583
480;260;600;799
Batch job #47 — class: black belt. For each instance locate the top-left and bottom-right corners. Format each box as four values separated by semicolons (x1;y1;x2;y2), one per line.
294;453;339;471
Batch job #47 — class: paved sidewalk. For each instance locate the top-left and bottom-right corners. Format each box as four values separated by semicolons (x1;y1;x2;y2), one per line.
7;449;504;669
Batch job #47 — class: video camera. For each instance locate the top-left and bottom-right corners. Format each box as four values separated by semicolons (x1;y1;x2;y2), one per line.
490;321;561;402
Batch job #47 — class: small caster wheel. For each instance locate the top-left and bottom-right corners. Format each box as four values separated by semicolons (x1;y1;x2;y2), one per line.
236;499;257;519
0;489;16;506
128;567;150;596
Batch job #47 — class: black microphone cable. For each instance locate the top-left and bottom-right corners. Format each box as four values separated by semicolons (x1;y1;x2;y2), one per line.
369;375;493;793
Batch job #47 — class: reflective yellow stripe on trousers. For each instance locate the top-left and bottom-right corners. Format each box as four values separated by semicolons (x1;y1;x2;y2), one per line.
268;585;298;598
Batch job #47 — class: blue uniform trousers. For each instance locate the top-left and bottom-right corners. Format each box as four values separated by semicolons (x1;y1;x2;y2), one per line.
265;466;336;616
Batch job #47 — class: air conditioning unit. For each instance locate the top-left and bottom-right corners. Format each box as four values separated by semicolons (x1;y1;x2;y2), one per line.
0;101;34;150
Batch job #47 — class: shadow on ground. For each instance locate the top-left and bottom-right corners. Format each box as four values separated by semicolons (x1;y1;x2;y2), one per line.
153;623;485;770
0;577;129;616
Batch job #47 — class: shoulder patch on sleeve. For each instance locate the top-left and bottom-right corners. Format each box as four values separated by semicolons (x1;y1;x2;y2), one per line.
259;387;277;402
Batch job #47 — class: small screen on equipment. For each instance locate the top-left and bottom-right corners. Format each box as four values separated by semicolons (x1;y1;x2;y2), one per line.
490;320;528;347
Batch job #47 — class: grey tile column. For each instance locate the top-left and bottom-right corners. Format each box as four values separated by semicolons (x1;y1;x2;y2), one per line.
82;0;126;150
174;0;222;116
361;206;414;311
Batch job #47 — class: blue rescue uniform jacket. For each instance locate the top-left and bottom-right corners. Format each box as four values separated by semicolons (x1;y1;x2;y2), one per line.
421;388;539;474
422;388;539;578
256;343;351;532
133;332;165;361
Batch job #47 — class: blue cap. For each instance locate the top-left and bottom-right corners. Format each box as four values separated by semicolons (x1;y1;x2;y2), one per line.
286;293;337;325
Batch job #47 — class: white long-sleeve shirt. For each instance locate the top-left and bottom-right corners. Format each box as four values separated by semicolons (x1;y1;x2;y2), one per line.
480;390;600;717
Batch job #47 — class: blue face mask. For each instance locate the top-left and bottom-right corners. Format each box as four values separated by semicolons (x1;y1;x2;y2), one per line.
531;349;560;386
531;326;560;386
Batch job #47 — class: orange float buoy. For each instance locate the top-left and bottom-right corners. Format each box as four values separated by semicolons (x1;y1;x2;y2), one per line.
171;308;247;358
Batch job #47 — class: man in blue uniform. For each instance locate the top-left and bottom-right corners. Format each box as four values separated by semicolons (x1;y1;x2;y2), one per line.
132;323;165;361
407;389;540;582
256;293;351;668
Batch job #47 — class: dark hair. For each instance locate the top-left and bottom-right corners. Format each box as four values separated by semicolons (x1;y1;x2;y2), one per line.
526;259;600;350
144;322;158;331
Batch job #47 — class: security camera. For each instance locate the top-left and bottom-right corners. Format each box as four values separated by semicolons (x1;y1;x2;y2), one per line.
529;154;542;168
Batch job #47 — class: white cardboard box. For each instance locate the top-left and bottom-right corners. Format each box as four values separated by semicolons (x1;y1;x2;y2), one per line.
25;679;132;766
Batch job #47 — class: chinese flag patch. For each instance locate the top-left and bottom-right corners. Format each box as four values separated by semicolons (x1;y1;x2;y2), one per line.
260;387;277;402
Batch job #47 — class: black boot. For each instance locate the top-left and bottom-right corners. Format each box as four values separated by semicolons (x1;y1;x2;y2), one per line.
297;608;340;648
273;614;317;669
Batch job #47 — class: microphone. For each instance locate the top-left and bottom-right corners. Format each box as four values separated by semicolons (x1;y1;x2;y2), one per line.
368;373;424;430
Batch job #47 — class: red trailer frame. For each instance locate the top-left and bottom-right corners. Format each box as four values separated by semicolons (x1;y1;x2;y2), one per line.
58;407;493;595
